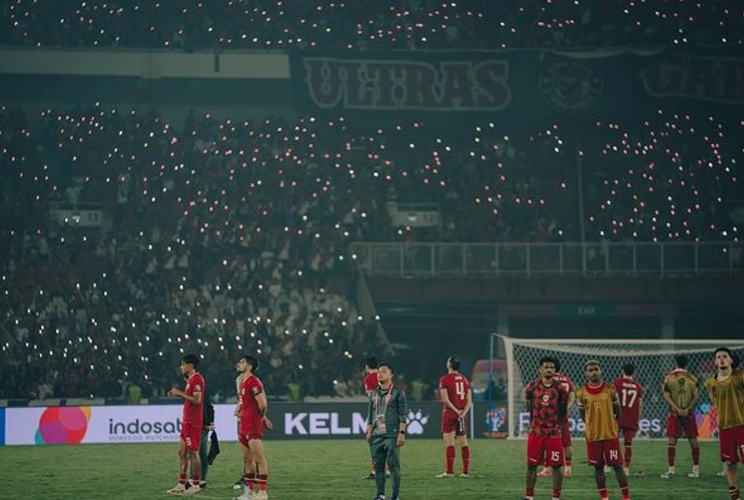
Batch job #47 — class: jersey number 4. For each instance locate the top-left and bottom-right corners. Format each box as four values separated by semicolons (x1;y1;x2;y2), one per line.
621;388;637;408
455;382;467;399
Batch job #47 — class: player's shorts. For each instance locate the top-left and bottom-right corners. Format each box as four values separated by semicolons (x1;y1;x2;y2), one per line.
180;423;201;451
239;416;265;446
619;427;637;444
441;413;467;436
560;420;571;447
527;434;564;467
586;438;622;467
666;414;698;439
719;425;744;464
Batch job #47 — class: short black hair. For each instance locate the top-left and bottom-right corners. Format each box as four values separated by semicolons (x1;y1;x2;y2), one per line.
365;356;378;370
714;346;732;359
448;357;461;371
675;355;688;369
538;356;557;367
622;363;635;376
553;358;562;372
240;354;259;372
181;354;200;368
378;362;394;374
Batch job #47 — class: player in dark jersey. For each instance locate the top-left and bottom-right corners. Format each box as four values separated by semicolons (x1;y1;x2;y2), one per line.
166;354;205;495
524;356;568;500
235;355;273;500
436;357;473;478
612;363;644;476
539;359;576;478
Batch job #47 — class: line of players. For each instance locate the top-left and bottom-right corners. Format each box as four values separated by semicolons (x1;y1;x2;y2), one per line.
161;347;744;500
524;347;744;500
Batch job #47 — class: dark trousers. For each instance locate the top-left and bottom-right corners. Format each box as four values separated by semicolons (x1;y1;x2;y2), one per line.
370;436;401;497
198;428;209;482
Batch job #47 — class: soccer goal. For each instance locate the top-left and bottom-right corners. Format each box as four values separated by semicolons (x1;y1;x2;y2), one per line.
495;335;744;440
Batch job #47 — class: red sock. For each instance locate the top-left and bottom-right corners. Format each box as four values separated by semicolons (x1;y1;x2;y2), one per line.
565;459;572;467
191;471;200;486
624;443;632;468
620;485;630;500
667;444;676;467
446;445;455;474
257;474;268;492
461;446;471;475
525;487;535;498
552;487;562;499
730;486;741;500
597;487;608;500
178;473;187;485
245;473;255;491
692;445;700;466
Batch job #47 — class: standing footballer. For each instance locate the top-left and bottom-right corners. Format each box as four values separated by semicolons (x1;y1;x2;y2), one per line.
704;347;744;500
436;357;472;478
613;363;644;476
166;354;206;495
235;355;273;500
539;359;575;478
363;356;390;480
576;360;631;500
524;356;568;500
661;355;701;479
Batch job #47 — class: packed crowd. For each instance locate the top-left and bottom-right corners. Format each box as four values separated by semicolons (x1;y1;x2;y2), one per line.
0;105;741;400
1;0;741;50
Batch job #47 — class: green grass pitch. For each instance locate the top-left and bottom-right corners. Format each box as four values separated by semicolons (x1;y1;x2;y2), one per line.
2;439;728;499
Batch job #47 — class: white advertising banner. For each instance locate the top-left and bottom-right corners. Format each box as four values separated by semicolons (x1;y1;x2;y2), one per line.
4;404;240;446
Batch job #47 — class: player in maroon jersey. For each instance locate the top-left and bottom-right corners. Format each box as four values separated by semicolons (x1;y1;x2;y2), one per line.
235;355;273;500
362;357;391;480
539;359;576;478
613;363;644;476
166;354;206;495
436;357;473;478
524;356;568;500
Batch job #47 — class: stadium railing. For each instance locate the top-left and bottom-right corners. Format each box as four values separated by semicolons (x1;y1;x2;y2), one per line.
350;241;743;278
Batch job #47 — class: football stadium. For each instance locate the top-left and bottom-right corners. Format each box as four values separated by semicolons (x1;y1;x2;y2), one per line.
1;2;744;500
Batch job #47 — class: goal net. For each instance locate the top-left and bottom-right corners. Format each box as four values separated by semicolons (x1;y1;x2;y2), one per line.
498;336;744;440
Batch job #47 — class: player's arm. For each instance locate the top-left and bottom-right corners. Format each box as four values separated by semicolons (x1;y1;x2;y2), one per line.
440;386;460;415
255;391;274;428
661;378;681;414
612;390;621;420
686;380;700;412
576;392;585;422
462;387;473;417
168;387;202;405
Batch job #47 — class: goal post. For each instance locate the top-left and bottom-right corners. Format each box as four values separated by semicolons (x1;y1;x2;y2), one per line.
495;335;744;440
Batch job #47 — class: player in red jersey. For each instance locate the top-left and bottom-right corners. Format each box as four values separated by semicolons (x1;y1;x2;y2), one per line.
166;354;206;495
235;355;273;500
524;356;568;500
613;364;644;476
539;359;576;478
436;357;473;478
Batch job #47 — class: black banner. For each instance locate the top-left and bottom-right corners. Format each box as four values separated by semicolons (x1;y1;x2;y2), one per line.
289;49;744;125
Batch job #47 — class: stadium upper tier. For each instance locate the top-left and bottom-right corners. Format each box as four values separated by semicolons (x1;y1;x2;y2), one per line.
1;0;742;50
0;106;741;400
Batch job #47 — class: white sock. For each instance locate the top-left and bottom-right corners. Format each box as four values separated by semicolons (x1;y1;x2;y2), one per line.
693;465;699;474
669;466;676;473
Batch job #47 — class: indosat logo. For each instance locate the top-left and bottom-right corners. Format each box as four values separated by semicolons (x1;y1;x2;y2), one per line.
36;407;92;445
